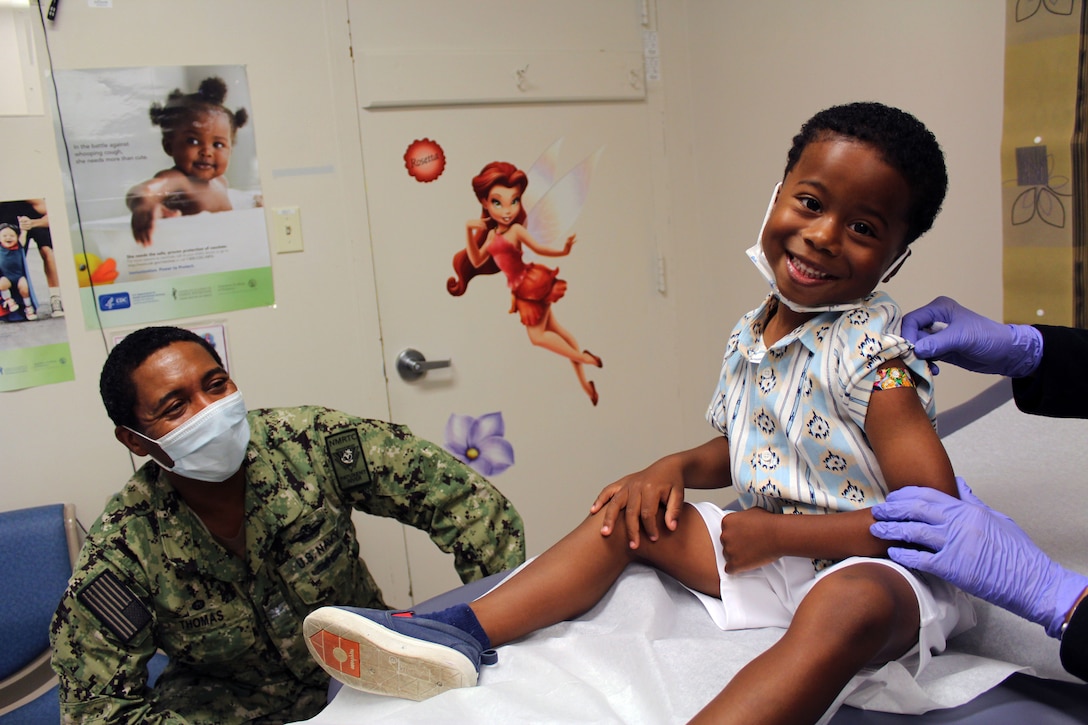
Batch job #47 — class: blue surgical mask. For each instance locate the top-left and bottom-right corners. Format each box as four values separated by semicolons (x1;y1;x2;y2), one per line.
746;182;910;314
127;391;250;483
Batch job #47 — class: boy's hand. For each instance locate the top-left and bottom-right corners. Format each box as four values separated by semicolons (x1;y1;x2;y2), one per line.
719;507;780;573
590;458;685;549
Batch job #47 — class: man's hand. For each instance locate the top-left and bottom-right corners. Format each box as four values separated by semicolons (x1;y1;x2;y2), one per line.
871;477;1088;637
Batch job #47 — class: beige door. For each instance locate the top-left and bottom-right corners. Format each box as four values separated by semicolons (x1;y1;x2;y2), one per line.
348;0;688;603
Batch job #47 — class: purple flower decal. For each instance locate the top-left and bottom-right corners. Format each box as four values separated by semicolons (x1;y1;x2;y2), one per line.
444;412;515;476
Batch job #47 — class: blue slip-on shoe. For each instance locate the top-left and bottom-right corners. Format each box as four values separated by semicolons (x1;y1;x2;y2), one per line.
304;606;498;701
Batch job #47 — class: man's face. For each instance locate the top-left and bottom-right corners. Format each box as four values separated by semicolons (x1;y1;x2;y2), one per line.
127;341;237;442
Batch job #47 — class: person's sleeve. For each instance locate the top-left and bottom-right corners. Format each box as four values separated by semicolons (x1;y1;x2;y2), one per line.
705;318;747;436
836;298;935;429
318;410;526;583
51;556;187;724
1061;599;1088;680
1012;325;1088;419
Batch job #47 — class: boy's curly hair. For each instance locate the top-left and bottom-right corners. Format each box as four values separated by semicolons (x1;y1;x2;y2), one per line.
149;76;249;147
784;102;947;245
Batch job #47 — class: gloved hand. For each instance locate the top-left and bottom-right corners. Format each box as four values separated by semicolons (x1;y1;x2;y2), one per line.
871;478;1088;638
902;296;1043;377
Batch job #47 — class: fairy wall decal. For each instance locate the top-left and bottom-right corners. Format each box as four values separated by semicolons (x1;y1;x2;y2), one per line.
447;142;604;405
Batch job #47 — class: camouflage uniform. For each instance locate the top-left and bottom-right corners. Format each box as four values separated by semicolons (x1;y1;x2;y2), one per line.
50;407;525;724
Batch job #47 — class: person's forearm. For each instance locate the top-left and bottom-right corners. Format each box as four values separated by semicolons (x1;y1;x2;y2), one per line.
1061;588;1088;680
1012;326;1088;418
672;437;733;490
766;508;886;562
1065;587;1088;627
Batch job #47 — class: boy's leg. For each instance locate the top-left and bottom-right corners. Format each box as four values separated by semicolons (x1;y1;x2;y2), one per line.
690;562;919;725
473;502;721;646
305;503;722;698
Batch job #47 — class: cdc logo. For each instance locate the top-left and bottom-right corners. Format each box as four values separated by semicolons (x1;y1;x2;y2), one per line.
98;292;131;311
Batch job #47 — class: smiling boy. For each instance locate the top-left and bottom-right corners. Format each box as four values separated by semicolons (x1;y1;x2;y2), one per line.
305;102;973;724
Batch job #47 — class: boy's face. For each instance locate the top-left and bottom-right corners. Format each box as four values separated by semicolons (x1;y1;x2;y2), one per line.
164;109;233;181
0;227;18;249
761;137;912;308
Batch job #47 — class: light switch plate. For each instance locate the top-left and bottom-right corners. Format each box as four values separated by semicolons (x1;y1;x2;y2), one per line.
273;206;303;253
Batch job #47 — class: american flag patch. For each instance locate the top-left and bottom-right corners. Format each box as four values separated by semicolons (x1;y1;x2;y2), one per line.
76;570;152;644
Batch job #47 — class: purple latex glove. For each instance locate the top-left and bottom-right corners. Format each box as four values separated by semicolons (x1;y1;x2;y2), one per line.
902;296;1043;377
871;478;1088;638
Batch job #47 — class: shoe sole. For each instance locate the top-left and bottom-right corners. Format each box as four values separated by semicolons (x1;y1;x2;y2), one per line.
304;607;478;701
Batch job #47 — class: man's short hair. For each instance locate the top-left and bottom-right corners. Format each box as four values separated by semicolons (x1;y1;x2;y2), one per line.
99;326;222;430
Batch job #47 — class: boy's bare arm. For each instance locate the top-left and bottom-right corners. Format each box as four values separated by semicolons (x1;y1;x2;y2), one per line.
719;359;957;571
864;360;957;497
592;436;732;549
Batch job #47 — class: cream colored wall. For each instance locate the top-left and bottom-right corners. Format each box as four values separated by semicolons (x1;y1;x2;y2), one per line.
1;3;391;534
3;1;1008;566
656;0;1007;445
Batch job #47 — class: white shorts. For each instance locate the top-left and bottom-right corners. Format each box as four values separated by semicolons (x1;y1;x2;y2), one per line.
687;501;975;676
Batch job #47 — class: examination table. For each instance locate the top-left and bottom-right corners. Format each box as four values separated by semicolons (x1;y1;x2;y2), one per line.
298;381;1088;723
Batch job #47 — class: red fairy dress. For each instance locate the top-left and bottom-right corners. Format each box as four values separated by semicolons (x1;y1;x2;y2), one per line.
488;232;567;327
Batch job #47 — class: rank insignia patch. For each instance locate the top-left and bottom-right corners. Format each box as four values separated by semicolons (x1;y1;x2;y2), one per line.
326;429;372;489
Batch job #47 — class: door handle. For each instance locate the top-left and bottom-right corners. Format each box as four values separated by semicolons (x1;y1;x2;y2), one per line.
396;348;451;381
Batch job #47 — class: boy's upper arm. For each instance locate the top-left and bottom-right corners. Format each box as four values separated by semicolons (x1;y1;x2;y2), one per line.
864;358;958;498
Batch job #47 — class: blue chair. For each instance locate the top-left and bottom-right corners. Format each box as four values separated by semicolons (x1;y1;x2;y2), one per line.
0;504;81;723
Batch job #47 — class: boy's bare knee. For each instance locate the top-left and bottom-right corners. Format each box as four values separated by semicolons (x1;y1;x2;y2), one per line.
581;508;642;558
794;565;918;658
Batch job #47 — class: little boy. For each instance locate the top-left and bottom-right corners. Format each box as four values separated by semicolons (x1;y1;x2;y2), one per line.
304;102;972;724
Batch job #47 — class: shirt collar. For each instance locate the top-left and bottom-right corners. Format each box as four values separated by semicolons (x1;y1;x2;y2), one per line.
737;292;883;359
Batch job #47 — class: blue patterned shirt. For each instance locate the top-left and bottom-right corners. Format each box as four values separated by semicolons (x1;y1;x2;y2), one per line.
706;290;934;516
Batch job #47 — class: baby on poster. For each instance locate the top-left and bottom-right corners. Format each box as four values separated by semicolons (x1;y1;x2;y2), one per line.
126;77;249;246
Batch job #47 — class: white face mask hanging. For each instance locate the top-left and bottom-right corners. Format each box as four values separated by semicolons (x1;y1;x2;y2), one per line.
744;182;910;314
126;390;251;483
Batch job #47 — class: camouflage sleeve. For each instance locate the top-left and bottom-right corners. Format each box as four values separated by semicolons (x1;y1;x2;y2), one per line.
317;409;526;582
51;555;185;724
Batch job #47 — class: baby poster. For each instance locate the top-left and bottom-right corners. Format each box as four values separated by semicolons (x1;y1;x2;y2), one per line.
0;198;75;391
53;65;273;329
